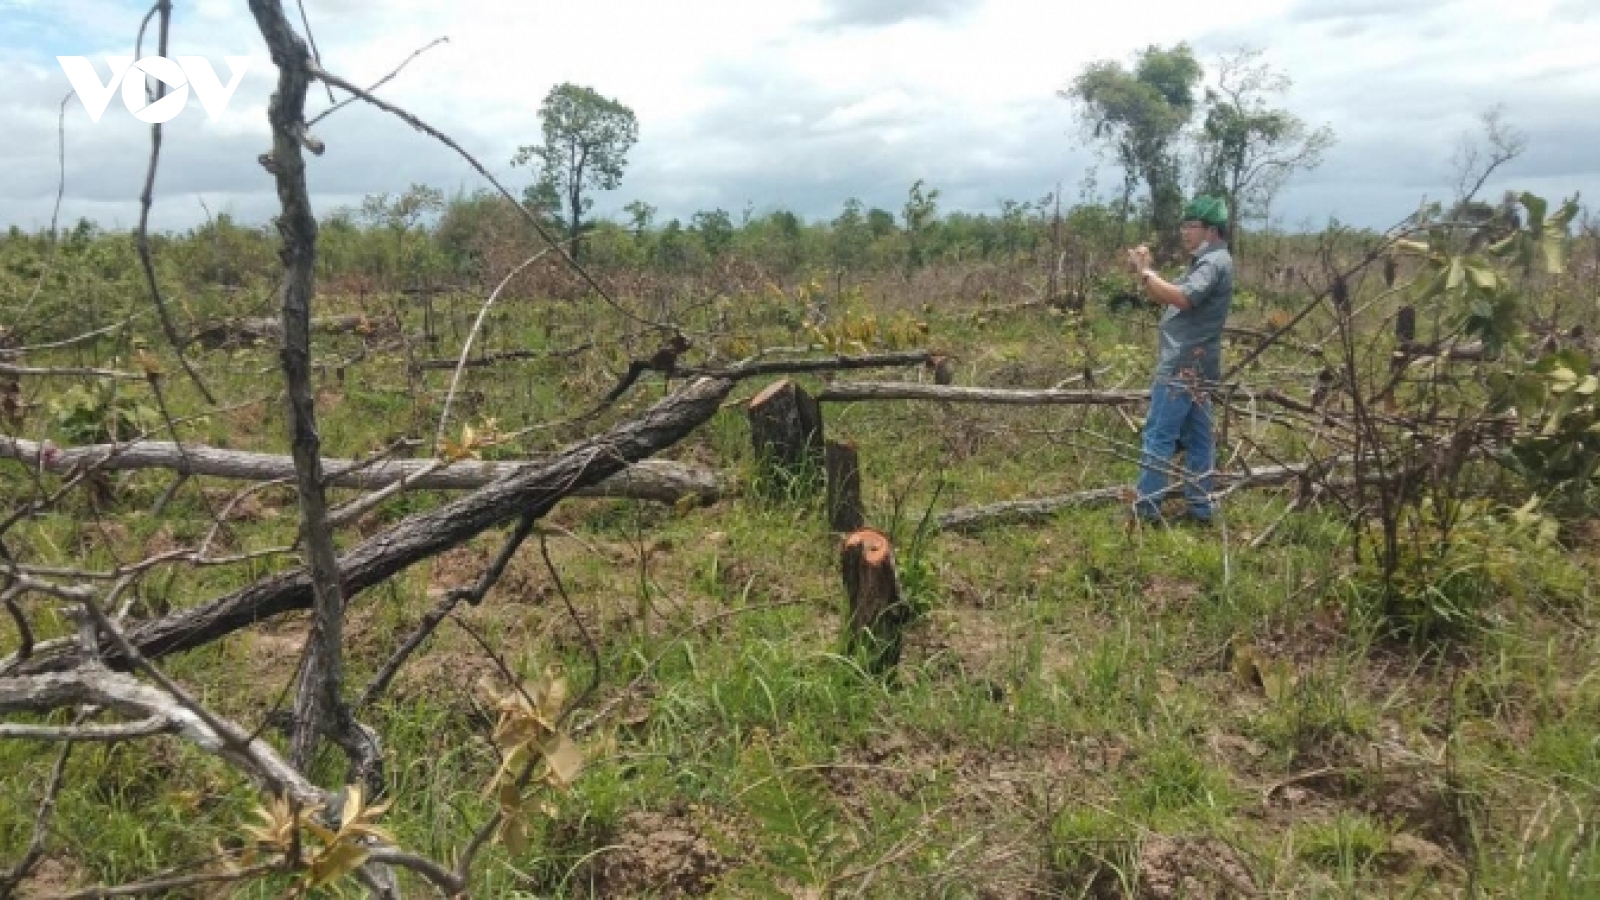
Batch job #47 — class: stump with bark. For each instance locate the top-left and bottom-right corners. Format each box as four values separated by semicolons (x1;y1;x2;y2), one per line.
825;440;864;533
748;378;824;497
840;528;909;674
1396;305;1417;343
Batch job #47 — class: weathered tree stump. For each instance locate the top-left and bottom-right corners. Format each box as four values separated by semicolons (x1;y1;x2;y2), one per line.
825;440;864;533
748;378;824;496
840;528;909;674
1396;305;1416;343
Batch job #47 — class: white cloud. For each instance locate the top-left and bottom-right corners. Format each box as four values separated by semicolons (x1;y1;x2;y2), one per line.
0;0;1595;233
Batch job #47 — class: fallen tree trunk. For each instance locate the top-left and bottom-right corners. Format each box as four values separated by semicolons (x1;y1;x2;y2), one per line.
0;436;726;505
817;382;1149;405
9;376;734;675
411;343;593;370
1223;326;1324;358
681;350;933;380
936;460;1346;533
189;314;390;350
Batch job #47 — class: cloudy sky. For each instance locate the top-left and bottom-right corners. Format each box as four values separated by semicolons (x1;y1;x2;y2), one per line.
1;0;1595;234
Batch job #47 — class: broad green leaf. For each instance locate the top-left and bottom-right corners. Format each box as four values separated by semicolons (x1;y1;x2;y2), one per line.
1465;263;1498;291
1412;266;1448;303
1545;391;1583;435
1520;192;1549;236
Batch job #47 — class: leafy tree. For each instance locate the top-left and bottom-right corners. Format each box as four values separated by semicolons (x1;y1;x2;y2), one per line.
355;183;445;283
1064;43;1203;257
1195;49;1334;252
691;208;735;259
512;83;639;262
733;209;810;276
623;200;657;238
902;179;940;273
866;207;898;239
997;198;1034;260
652;218;693;272
830;198;872;274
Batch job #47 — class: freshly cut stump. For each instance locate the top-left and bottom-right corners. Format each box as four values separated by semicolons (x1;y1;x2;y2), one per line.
825;440;864;533
840;528;909;674
748;378;824;497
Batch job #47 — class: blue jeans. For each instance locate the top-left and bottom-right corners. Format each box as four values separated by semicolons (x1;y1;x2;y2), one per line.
1135;373;1215;521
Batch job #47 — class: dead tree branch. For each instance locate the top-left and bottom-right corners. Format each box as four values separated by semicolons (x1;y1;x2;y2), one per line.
816;382;1148;406
937;459;1351;533
133;0;214;404
8;377;734;676
0;436;727;504
249;0;351;773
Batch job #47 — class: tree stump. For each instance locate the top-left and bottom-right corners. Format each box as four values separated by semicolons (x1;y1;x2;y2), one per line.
840;528;909;674
825;440;864;533
927;354;955;385
1396;305;1416;343
748;378;824;496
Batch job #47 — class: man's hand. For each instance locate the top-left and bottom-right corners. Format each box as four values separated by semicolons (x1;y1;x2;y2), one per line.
1125;245;1153;274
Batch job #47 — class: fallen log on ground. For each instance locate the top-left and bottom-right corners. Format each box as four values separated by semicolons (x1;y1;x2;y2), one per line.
0;436;726;505
1223;326;1324;358
7;376;735;675
936;460;1346;533
816;382;1149;405
189;314;392;350
681;350;934;380
412;343;594;370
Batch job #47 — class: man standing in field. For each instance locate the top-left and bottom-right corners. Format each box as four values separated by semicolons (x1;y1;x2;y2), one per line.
1125;196;1234;526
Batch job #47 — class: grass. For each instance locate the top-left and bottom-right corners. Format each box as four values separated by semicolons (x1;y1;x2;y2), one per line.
2;265;1599;898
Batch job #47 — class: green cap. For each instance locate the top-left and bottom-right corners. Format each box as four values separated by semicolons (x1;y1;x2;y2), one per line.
1182;196;1229;227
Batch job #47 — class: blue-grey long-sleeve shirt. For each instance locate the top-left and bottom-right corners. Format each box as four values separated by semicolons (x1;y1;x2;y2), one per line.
1155;240;1234;382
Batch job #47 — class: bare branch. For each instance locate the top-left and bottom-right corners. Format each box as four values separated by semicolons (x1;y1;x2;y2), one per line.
816;383;1148;406
133;0;215;405
17;93;72;321
11;376;733;675
435;248;556;450
41;862;281;900
0;363;143;381
0;715;176;742
1453;104;1528;206
0;436;728;505
355;512;539;711
248;0;355;774
0;666;322;807
306;37;449;128
0;733;73;896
